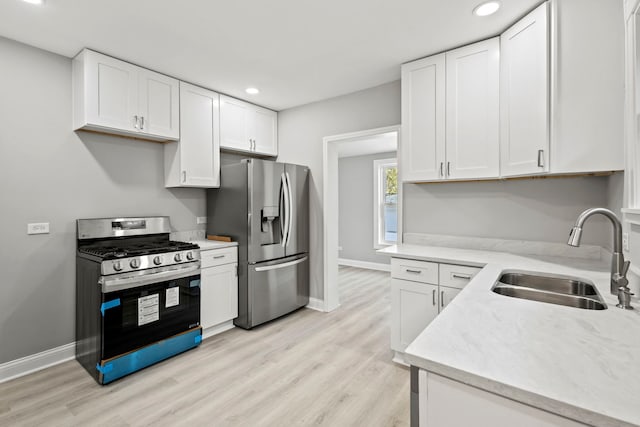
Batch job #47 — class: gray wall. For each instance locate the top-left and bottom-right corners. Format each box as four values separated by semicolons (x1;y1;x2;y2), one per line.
403;177;615;249
338;152;396;265
278;81;402;299
0;37;206;363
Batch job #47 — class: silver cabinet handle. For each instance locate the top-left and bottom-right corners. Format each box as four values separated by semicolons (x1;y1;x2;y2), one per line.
134;115;139;130
405;269;422;274
440;291;444;308
537;149;544;168
452;274;471;280
213;255;225;259
140;116;145;130
439;162;444;177
182;171;186;183
432;289;436;306
447;161;451;177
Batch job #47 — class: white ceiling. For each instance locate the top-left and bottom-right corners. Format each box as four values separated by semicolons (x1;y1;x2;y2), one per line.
0;0;542;111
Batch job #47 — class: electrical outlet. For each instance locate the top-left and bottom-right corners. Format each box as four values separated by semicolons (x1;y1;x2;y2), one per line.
623;232;630;252
197;217;207;224
27;222;49;235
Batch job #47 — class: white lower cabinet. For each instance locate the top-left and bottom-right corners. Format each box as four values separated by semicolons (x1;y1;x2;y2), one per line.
200;246;238;336
392;279;439;351
390;258;480;358
417;370;586;427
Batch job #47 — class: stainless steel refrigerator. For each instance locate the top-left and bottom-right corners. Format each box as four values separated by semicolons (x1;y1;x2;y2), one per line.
206;159;309;329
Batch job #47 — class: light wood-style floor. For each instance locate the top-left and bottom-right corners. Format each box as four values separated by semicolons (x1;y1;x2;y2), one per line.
0;266;409;426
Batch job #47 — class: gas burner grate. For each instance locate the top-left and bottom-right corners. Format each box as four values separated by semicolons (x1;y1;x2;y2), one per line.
79;241;199;260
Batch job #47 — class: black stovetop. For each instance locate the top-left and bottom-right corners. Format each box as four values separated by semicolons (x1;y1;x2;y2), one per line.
78;236;199;260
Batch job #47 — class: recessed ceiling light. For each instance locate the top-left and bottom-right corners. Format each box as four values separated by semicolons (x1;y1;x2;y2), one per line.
22;0;45;5
473;1;500;17
245;87;260;95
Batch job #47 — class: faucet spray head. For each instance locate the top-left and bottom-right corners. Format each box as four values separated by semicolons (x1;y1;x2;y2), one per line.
567;226;582;247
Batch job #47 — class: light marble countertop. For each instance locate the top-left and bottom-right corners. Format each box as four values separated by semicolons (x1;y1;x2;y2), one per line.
190;239;238;250
379;244;640;427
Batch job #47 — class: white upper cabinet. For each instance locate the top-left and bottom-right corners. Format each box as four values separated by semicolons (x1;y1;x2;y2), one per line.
138;70;180;139
220;95;278;156
73;49;179;141
500;3;550;177
446;39;500;180
500;0;624;177
401;54;446;182
401;38;499;182
548;0;624;174
165;82;220;188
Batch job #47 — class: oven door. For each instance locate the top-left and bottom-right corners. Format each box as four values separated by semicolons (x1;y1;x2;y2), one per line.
99;264;201;360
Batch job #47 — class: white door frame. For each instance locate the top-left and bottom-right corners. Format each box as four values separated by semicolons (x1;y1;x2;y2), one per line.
322;125;401;312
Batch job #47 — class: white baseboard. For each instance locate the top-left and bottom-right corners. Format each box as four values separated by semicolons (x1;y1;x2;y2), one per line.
338;258;391;272
306;297;325;312
0;342;75;384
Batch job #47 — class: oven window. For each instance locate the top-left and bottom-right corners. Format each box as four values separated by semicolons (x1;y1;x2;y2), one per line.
101;275;200;359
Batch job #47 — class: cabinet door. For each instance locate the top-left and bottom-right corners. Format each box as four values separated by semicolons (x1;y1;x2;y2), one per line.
220;95;251;152
446;38;500;180
250;106;278;156
200;263;238;329
169;82;220;188
439;286;461;312
83;50;138;132
500;2;549;177
401;54;446;182
422;372;587;427
391;279;439;352
138;69;180;140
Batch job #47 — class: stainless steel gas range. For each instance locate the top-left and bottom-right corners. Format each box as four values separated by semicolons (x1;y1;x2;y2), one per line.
75;216;202;385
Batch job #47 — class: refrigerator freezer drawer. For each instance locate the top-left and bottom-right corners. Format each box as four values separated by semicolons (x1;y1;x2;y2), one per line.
248;254;309;328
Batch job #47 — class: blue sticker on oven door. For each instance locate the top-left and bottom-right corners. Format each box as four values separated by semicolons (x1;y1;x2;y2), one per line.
100;298;121;316
189;279;201;288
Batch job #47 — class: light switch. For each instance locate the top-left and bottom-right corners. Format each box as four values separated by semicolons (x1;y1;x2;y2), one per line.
27;222;49;235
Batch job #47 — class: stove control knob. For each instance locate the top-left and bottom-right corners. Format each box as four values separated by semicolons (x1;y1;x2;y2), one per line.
174;253;183;262
113;261;123;272
153;256;163;266
130;259;141;269
186;251;194;261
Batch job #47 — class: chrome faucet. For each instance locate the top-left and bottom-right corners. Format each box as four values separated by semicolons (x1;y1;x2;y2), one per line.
567;208;630;296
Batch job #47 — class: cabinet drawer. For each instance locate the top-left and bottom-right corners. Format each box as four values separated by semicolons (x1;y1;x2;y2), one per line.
439;264;481;289
200;247;238;268
391;258;438;284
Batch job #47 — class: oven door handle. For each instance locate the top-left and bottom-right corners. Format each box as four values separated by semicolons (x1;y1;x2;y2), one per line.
99;264;201;293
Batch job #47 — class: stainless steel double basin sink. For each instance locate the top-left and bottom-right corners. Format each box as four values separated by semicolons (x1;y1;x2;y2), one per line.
492;272;607;310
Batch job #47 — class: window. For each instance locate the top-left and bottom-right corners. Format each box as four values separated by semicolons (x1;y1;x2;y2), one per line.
374;158;398;248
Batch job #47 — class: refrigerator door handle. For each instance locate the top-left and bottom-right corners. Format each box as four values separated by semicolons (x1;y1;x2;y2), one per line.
279;174;285;245
254;256;308;272
285;171;294;247
281;172;290;248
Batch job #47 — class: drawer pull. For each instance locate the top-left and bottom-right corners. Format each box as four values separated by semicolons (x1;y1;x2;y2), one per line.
213;255;225;259
405;269;422;274
452;274;471;280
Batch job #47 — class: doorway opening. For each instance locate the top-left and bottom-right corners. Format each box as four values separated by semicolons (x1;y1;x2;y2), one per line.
322;125;401;312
